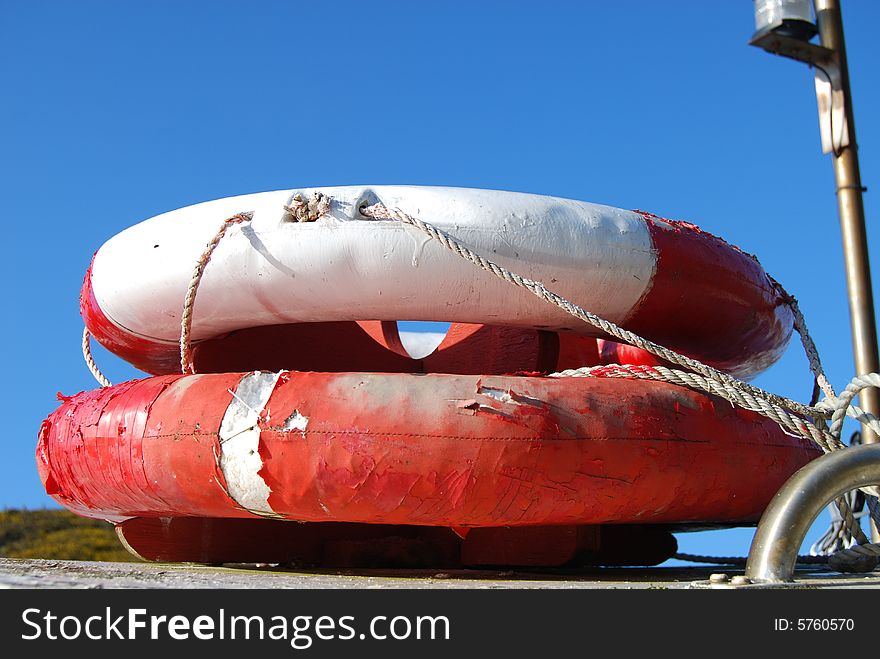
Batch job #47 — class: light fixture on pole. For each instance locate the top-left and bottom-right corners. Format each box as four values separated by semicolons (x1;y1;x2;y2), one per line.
748;0;879;450
750;0;830;64
753;0;817;41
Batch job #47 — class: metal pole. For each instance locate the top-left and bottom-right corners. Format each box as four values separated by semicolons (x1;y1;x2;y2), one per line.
745;444;880;583
815;0;880;445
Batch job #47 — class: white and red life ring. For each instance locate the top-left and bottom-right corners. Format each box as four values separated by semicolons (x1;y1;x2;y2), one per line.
81;186;792;379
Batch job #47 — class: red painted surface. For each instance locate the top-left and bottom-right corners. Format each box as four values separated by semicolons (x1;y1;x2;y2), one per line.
597;339;667;368
81;214;793;379
625;214;793;378
158;319;604;376
192;322;416;374
38;371;820;527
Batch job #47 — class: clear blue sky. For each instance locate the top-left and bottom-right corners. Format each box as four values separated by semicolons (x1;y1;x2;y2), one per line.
2;1;878;562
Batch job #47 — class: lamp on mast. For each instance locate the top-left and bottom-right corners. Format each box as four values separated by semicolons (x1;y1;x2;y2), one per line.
749;0;879;449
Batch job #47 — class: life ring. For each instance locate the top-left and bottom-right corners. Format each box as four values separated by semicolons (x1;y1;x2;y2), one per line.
38;370;819;527
82;186;792;379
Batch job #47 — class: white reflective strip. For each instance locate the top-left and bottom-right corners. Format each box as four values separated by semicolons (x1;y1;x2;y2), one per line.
218;371;281;514
91;186;657;342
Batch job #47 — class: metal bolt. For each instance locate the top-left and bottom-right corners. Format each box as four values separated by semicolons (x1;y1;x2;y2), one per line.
730;575;752;586
709;573;730;584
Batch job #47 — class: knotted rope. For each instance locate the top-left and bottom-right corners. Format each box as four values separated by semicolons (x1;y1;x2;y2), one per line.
283;192;331;223
356;200;880;573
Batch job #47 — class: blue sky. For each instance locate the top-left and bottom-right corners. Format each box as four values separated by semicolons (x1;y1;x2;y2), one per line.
2;1;878;562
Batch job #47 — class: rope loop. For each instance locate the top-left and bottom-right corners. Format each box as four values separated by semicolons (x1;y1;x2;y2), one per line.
82;328;111;388
180;211;255;374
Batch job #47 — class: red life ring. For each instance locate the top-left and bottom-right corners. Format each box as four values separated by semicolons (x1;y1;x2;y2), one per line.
38;370;819;527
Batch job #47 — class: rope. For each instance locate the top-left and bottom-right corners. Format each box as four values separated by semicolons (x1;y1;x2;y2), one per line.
675;544;880;573
674;552;827;567
550;364;841;452
783;290;836;400
284;192;331;223
179;211;254;374
357;202;874;450
827;542;880;572
812;432;875;557
357;200;880;570
82;195;330;380
180;194;328;373
82;328;111;388
824;373;880;440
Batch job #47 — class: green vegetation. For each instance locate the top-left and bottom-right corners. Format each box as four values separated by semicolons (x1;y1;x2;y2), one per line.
0;509;139;562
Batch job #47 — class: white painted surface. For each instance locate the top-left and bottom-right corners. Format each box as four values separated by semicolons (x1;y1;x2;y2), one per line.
91;186;656;343
218;371;281;515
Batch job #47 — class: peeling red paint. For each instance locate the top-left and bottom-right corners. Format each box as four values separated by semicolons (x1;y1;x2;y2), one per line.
38;371;821;527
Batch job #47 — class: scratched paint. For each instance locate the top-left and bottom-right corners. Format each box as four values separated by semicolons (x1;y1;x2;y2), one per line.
37;371;820;526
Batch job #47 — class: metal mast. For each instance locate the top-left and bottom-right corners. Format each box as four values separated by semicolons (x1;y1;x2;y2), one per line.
751;0;878;444
814;0;879;444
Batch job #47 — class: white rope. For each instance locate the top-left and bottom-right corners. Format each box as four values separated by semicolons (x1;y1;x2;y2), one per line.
179;193;328;373
778;287;837;400
550;364;842;451
283;192;331;223
824;373;880;440
357;200;880;563
179;211;254;374
82;328;111;388
357;202;874;449
82;194;330;381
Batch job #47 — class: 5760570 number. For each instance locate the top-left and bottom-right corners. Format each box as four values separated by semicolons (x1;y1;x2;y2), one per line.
774;619;854;631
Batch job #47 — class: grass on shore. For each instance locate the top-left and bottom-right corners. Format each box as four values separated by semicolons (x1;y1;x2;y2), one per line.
0;509;138;562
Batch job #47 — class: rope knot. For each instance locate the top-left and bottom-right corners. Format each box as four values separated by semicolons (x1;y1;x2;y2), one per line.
284;192;331;223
